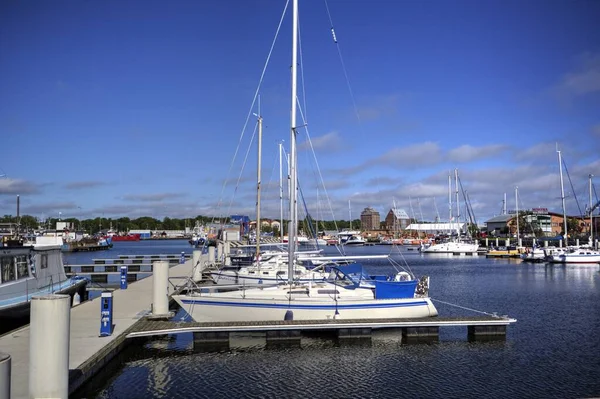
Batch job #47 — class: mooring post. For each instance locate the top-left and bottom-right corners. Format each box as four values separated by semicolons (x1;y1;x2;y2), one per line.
152;261;170;316
208;246;216;263
29;294;70;399
217;242;224;263
192;249;203;281
0;352;10;399
224;241;231;266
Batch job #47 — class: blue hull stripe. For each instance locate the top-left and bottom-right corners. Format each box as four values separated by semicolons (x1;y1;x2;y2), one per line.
180;299;428;310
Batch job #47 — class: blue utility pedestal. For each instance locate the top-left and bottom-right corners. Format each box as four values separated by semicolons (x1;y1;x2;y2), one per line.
100;291;113;337
179;252;185;264
120;265;128;289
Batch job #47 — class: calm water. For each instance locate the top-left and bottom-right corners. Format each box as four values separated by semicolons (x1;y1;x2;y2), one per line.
71;242;600;399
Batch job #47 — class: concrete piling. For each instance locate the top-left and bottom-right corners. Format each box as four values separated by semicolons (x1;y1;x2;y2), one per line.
224;242;231;266
0;353;10;399
29;294;70;399
208;246;216;263
192;250;202;281
152;261;170;317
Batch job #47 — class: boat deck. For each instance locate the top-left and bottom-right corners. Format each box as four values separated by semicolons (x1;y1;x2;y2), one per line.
0;258;196;399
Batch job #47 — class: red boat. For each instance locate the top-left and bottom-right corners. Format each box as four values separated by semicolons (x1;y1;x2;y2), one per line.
110;233;141;242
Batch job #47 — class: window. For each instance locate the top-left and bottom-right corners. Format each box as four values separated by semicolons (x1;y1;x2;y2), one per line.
1;256;16;283
16;255;29;279
41;254;48;269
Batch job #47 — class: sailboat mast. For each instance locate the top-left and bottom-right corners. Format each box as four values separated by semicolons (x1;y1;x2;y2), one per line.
279;142;284;240
515;186;519;242
348;200;352;230
557;149;568;246
255;113;263;265
287;0;299;285
448;171;452;225
454;169;460;235
590;174;594;245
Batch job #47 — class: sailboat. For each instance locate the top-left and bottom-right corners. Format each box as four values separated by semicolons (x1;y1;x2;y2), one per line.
172;0;438;322
420;170;479;254
546;160;600;264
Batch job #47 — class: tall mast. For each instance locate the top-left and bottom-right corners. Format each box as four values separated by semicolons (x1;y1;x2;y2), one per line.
454;169;460;235
590;174;594;245
448;171;452;224
348;200;352;230
515;186;519;242
255;112;263;266
557;149;568;246
287;0;299;285
279;141;284;241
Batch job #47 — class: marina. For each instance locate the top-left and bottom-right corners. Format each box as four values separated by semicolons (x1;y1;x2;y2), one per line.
1;0;599;398
0;238;598;398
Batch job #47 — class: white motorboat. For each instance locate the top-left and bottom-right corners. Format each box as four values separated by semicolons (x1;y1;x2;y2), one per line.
546;246;600;264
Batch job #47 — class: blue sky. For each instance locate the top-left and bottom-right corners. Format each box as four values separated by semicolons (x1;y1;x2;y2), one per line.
1;0;599;225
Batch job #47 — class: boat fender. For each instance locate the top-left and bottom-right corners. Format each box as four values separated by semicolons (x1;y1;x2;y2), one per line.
284;310;294;321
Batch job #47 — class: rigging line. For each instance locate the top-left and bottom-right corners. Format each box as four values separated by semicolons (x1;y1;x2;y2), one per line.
225;121;259;216
296;98;341;237
324;0;361;124
216;0;290;213
561;158;585;218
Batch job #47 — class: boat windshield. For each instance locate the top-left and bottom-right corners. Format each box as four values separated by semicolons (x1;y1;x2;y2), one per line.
326;264;370;288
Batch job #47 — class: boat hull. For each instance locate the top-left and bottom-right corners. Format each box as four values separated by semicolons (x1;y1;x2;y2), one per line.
173;295;437;322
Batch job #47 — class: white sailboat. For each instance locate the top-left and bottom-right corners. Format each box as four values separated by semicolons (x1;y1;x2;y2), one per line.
172;0;438;322
420;170;479;254
547;166;600;264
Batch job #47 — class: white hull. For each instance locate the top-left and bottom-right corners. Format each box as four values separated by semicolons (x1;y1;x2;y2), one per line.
420;241;479;253
547;254;600;264
174;294;437;322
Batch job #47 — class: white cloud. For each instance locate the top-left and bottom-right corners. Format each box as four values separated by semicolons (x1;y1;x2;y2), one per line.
447;144;509;163
373;141;442;168
0;178;40;195
121;193;185;202
553;52;600;98
64;181;107;190
299;131;343;152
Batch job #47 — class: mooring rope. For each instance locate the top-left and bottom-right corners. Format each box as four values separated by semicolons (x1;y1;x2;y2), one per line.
431;298;504;318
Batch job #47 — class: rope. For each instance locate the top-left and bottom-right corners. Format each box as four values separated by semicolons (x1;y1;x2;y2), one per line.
324;0;361;123
431;298;503;318
215;0;290;219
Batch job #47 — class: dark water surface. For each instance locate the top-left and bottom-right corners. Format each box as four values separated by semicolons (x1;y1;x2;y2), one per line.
72;243;600;399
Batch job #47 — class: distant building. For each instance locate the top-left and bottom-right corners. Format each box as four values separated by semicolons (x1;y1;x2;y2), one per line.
384;208;411;231
360;207;380;230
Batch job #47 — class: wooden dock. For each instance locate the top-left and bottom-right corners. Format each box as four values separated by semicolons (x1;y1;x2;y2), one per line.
126;315;516;346
0;257;196;399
